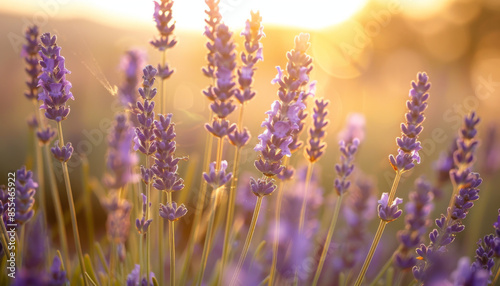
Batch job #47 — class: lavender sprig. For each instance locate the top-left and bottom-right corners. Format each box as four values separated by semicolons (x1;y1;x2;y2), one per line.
151;0;177;53
15;166;37;225
22;25;40;102
118;49;147;108
202;0;221;79
104;114;138;189
394;177;434;270
305;99;329;163
389;72;430;172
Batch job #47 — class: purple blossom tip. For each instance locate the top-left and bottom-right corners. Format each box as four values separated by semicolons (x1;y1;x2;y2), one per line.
203;160;232;189
305;98;329;163
205;118;236;138
228;127;251;147
151;0;177;51
250;177;276;197
51;141;73;162
377;192;403;222
138;65;158;100
159;201;188;222
36;126;56;144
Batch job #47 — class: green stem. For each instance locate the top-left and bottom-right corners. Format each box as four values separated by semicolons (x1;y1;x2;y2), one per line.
493;265;500;286
19;226;25;268
230;196;264;286
195;187;221;286
219;103;245;285
179;111;214;286
42;144;70;271
32;102;46;225
139;234;144;285
82;157;95;259
298;162;314;233
268;157;289;286
110;241;116;285
312;194;344;286
354;220;388;286
159;191;165;286
167;192;175;286
57;121;88;286
160;50;166;115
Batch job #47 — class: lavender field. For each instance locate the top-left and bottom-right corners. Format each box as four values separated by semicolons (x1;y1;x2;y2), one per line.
1;0;500;285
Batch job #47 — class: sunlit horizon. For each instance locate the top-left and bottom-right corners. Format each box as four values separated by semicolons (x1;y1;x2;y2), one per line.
1;0;369;31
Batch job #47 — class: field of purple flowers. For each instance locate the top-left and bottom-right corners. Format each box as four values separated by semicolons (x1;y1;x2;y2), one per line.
1;0;500;285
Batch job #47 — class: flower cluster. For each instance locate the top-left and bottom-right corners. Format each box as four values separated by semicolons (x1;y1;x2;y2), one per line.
136;194;152;234
38;33;74;122
151;0;177;80
202;0;222;79
104;114;138;189
102;194;132;244
205;24;238;137
134;65;158;163
377;193;403;222
159;202;188;222
394;177;434;270
118;49;147;107
15;166;38;225
334;139;359;195
389;72;430;172
413;113;482;281
305;99;329;163
22;25;40;102
203;160;232;189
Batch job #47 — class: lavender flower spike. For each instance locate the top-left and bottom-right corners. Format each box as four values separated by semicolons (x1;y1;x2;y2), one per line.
159;202;188;221
22;25;40;102
203;160;232;189
250;177;277;197
134;65;158;159
394;177;434;270
38;33;74;122
118;49;147;107
15;166;38;225
51;141;73;162
104;114;138;189
389;72;430;172
334;139;359;195
377;193;403;222
202;0;222;79
136;194;152;234
305;99;329;163
151;0;177;80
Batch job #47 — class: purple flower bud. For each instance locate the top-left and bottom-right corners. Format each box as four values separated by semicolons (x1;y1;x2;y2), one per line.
159;201;188;221
136;194;152;235
306;99;329;163
250;177;276;197
205;118;236;138
203;160;232;189
48;255;67;285
27;114;38;129
389;72;430;172
15;166;38;225
334;139;359;196
38;33;73;122
377;193;403;222
51;141;73;162
228;127;251;147
202;0;221;79
22;25;40;102
151;0;177;51
118;49;147;107
36;126;56;144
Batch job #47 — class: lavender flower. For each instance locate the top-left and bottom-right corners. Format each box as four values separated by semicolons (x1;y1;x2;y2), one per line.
472;235;497;276
102;195;132;244
26;115;38;129
38;33;74;122
202;0;222;79
104;114;138;189
22;25;40;102
228;128;251;147
152;114;185;192
305;99;329;163
15;166;38;225
48;256;67;285
389;72;430;172
450;112;480;187
151;0;177;80
234;11;264;105
159;202;188;221
452;257;489;286
338;113;365;144
203;160;232;189
118;49;147;107
51;141;73;162
205;23;238;137
413;173;482;282
136;194;152;234
134;65;158;173
334;139;359;195
250;177;276;197
127;264;155;286
37;126;56;144
394;177;434;270
377;193;403;222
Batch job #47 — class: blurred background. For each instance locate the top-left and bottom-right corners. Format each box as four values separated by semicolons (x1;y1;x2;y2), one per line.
1;0;500;259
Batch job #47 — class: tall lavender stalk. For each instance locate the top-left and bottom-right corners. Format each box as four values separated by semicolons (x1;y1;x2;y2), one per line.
117;49;147;108
179;2;221;284
268;33;314;286
312;138;359;286
413;112;481;284
133;65;159;284
38;32;88;285
151;0;176;114
153;113;187;286
220;11;264;284
354;72;430;286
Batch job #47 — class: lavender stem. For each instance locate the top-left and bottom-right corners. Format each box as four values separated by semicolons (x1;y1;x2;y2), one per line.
56;121;88;286
298;161;314;233
355;171;402;286
167;191;175;286
230;196;264;286
312;193;344;286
